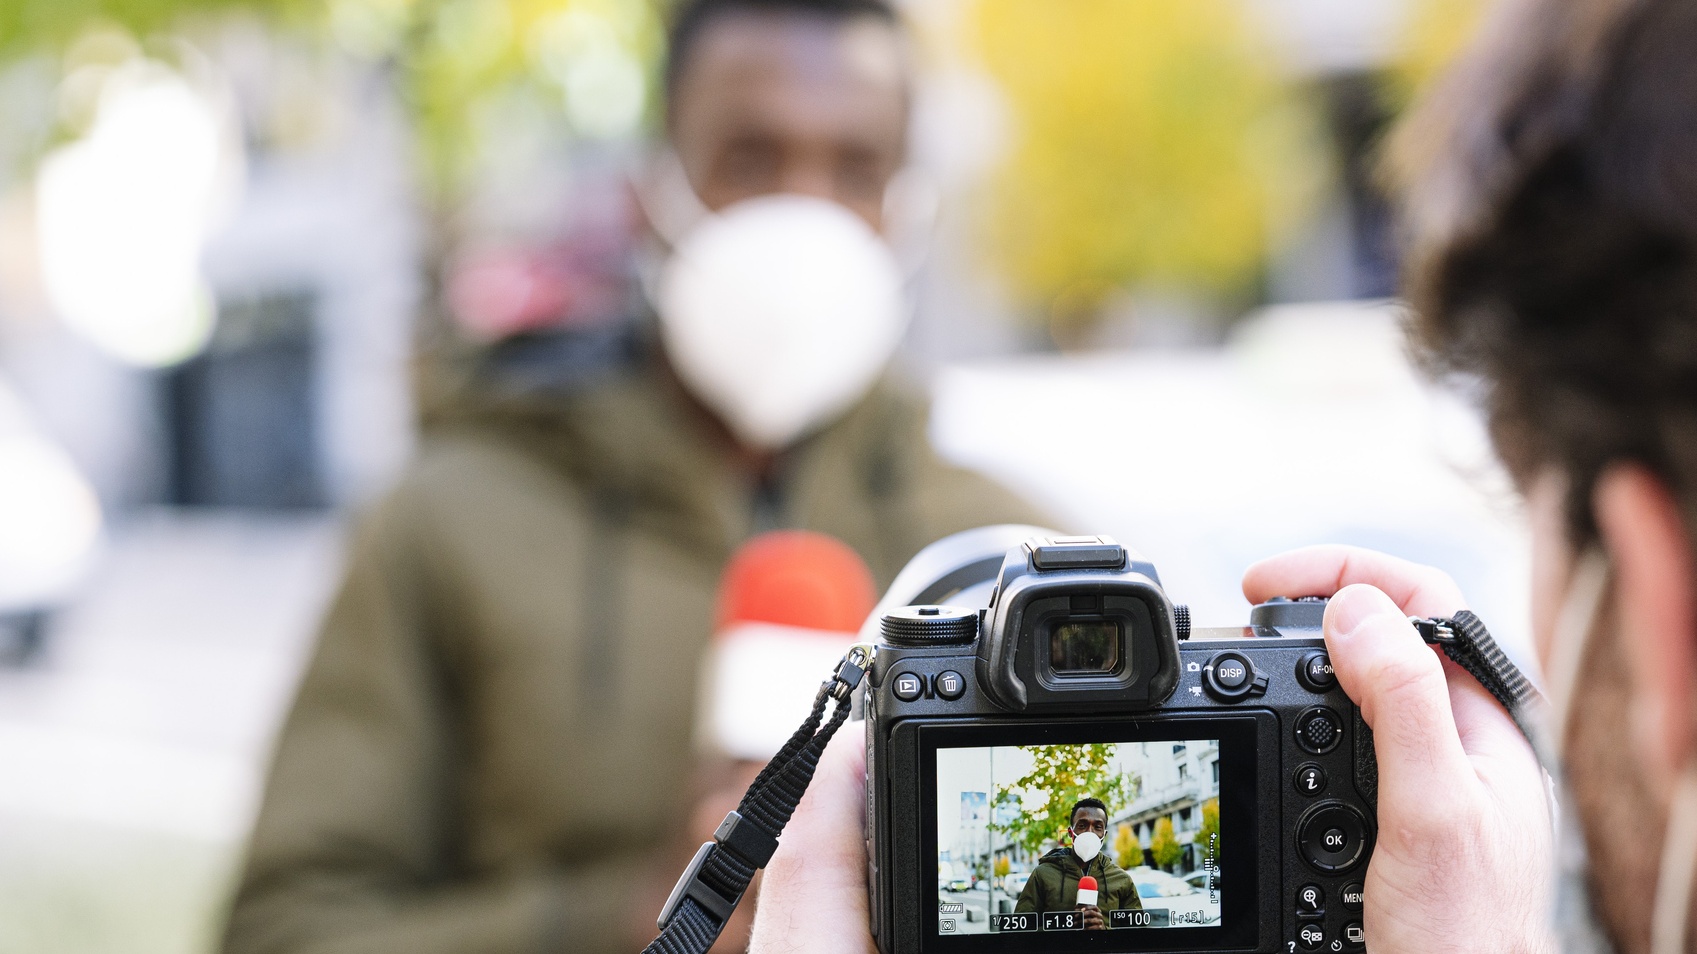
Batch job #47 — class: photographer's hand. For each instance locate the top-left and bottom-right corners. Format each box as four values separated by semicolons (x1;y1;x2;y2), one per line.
747;728;875;954
1243;545;1554;954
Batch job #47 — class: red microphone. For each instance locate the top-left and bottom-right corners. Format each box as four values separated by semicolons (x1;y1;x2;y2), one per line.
699;531;877;761
1076;876;1099;908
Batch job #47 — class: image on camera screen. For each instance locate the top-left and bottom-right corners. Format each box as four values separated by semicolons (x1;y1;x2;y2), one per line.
934;740;1222;937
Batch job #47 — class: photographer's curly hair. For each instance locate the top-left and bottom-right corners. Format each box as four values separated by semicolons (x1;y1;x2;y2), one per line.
1389;0;1697;545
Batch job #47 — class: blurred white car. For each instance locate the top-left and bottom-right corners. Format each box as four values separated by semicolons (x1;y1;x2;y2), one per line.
0;376;101;660
1002;871;1031;896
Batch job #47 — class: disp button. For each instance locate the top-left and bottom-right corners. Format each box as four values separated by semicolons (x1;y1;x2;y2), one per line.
1203;652;1268;702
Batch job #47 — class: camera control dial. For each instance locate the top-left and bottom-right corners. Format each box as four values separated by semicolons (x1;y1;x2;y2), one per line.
880;605;977;645
1202;651;1269;702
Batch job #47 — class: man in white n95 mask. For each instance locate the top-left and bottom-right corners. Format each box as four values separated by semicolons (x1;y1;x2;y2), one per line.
222;2;1049;954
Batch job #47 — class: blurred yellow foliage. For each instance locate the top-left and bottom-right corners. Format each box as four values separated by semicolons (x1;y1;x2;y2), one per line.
968;0;1327;327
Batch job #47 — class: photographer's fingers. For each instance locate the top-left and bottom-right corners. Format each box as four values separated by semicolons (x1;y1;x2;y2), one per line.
749;729;873;954
1324;585;1473;820
1243;545;1466;619
1442;657;1547;798
1247;545;1535;771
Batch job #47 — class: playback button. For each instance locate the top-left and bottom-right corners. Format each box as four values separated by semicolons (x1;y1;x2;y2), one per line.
892;672;924;702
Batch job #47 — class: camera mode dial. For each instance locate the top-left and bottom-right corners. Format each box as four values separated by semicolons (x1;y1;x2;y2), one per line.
1202;651;1269;702
880;605;978;645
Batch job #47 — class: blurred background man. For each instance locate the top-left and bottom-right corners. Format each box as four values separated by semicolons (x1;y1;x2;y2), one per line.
220;1;1046;952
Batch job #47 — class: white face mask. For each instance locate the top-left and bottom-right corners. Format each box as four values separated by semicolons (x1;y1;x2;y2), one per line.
1071;831;1102;864
650;192;908;451
1545;550;1697;954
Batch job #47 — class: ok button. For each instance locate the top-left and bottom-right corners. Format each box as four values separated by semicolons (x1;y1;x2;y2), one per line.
1297;801;1370;873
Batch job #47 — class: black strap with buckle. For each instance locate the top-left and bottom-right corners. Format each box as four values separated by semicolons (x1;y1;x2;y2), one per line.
1411;610;1544;743
645;646;873;954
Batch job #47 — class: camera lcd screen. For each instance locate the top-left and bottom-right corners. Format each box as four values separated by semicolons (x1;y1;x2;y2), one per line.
1048;620;1122;675
934;740;1221;938
918;717;1262;952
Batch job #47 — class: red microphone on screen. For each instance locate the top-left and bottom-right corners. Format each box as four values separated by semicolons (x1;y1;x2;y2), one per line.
1076;876;1099;908
698;531;877;761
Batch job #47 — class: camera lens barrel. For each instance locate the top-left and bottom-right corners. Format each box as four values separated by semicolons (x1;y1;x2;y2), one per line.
880;605;978;645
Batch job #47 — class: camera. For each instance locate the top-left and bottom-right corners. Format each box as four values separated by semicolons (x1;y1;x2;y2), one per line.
862;527;1377;954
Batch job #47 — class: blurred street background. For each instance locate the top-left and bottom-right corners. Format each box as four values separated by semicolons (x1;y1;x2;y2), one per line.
0;0;1515;951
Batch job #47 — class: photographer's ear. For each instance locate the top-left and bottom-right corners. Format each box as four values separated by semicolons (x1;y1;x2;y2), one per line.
1594;464;1697;802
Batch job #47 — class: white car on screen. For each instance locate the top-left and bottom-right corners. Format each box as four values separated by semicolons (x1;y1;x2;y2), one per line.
1128;867;1221;926
1002;871;1031;896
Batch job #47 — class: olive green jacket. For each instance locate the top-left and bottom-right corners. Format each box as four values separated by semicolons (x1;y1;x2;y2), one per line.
222;342;1048;954
1013;848;1141;914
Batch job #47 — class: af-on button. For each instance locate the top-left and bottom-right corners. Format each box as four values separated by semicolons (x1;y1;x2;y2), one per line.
1297;651;1337;692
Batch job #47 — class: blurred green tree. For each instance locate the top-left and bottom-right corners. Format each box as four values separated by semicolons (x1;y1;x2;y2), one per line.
993;855;1010;879
1150;816;1182;871
989;744;1134;859
0;0;306;60
0;0;664;198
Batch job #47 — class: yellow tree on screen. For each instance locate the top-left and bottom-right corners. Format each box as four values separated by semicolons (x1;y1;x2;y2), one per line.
1150;816;1183;871
1114;822;1141;869
968;0;1325;338
1195;797;1220;863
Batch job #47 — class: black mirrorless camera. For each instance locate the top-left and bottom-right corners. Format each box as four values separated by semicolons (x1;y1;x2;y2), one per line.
863;527;1376;954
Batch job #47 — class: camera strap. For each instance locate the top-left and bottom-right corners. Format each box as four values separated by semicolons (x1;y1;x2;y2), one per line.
1411;611;1544;743
645;645;875;954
